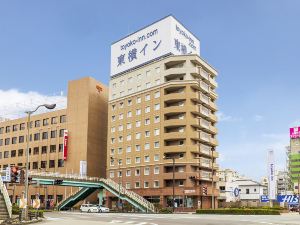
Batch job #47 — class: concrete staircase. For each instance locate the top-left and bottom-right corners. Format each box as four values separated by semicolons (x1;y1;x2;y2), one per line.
0;193;9;220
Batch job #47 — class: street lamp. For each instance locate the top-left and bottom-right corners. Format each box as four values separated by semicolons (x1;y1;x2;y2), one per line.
24;104;56;219
110;156;122;211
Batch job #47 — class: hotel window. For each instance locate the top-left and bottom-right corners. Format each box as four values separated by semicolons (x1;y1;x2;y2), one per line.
137;74;142;80
5;138;10;145
118;136;123;142
59;129;65;137
118;125;123;131
34;133;40;141
43;119;49;126
145;118;150;125
4;151;9;158
119;113;124;120
144;155;150;162
154;154;159;161
32;162;38;170
0;152;2;159
110;148;115;155
42;146;47;154
51;117;57;124
126;183;131;189
137;85;141;91
146;82;151;88
111;138;115;144
19;136;24;143
33;147;39;155
145;143;150;150
59;144;63;152
127;99;132;106
145;94;150;101
126;146;131;153
0;127;4;134
126;158;131;165
155;79;161;85
144;182;149;188
154;103;160;111
110;171;114;178
146;70;150;77
49;160;55;168
118;147;123;154
136;120;141;127
0;139;3;146
60;115;66;123
145;106;150;113
154;181;159;188
154;166;160;174
135;168;140;176
118;171;122;177
127;123;132;130
11;150;16;158
40;161;47;169
13;124;18;132
20;123;25;130
154;91;160;98
127;111;132;118
144;167;150;175
51;130;57;138
18;149;23;157
126;170;131;177
111;127;116;133
179;181;184;186
136;96;141;104
50;145;56;153
155;67;160;74
110;160;114;166
145;131;150;137
135;182;140;189
42;132;48;140
119;102;123;108
118;159;122;166
135;157;141;164
154;129;160;136
154;116;160;123
126;134;131;141
111;115;116;121
154;141;160;148
135;145;141;152
136;109;141;115
135;132;141;140
112;104;116;110
12;137;17;144
5;126;11;133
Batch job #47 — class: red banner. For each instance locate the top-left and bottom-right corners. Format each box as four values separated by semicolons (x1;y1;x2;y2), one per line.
63;130;68;160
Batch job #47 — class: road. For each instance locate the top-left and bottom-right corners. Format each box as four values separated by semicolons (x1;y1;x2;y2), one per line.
42;211;300;225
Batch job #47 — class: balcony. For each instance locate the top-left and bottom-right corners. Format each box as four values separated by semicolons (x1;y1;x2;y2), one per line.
213;163;219;170
164;105;186;115
209;113;218;123
209;126;218;135
164;119;186;127
164;92;186;102
163;172;187;180
208;101;218;111
209;90;218;99
210;78;218;88
164;132;186;140
212;151;219;158
164;145;186;154
210;138;218;147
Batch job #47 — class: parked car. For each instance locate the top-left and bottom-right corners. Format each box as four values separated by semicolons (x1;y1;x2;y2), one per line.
80;204;99;213
290;206;299;212
97;205;110;213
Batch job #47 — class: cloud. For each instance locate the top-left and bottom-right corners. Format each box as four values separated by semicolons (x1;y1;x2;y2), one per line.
216;111;242;122
254;114;263;122
0;89;67;120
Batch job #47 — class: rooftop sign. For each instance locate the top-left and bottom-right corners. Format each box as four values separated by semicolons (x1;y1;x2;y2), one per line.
110;15;200;76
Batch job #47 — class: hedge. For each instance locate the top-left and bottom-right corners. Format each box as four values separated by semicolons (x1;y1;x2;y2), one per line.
196;208;280;215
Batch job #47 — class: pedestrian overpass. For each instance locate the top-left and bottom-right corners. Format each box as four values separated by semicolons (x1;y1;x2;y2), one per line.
29;172;155;213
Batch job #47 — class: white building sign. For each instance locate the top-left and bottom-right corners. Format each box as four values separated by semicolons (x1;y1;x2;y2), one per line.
268;150;276;200
80;160;87;177
111;15;200;76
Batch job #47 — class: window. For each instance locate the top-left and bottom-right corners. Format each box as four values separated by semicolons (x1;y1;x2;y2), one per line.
128;77;133;83
154;116;160;123
154;181;159;188
110;171;114;178
127;99;132;106
135;145;141;152
137;85;141;91
59;144;63;152
111;115;116;122
136;109;141;115
118;148;123;154
43;119;49;126
118;125;123;131
145;143;150;150
146;82;151;88
144;167;150;175
111;127;116;133
128;88;133;94
34;133;40;141
32;162;38;170
126;158;131;165
179;180;184;186
120;80;125;86
58;159;64;167
145;131;150;137
146;70;150;77
135;132;141;140
154;129;160;136
5;138;10;145
136;96;141;104
12;137;17;144
126;183;131;189
51;130;56;138
154;91;160;98
42;132;48;140
33;147;39;155
118;171;122;177
110;148;115;155
60;115;66;123
154;154;159;161
135;182;140;188
135;157;141;164
118;159;122;166
126;146;131;153
20;123;25;130
59;129;65;137
120;101;124;108
154;166;159;174
136;120;141;127
0;127;4;134
127;123;132;130
155;79;161;85
155;67;160;74
40;161;47;169
246;189;250;194
119;113;124;120
137;74;142;79
5;126;11;133
144;181;149;188
42;146;47;154
13;124;18;132
112;104;116;110
49;160;55;168
118;136;123;142
18;149;23;157
145;106;150;113
112;83;117;88
111;138;115;144
50;145;56;153
126;170;131;177
120;91;124;97
154;103;160;110
4;151;9;158
135;169;140;176
145;118;150;125
145;94;150;101
51;117;57;124
144;155;150;162
11;150;16;158
0;139;2;146
127;111;132;118
19;136;24;143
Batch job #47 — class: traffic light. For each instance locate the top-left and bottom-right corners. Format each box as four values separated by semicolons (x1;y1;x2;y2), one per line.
202;186;208;196
10;166;20;183
54;179;63;185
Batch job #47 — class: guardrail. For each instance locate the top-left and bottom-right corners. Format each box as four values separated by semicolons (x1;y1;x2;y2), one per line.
0;175;12;218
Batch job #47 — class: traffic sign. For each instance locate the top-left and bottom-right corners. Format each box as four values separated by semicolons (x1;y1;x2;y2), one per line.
233;188;240;197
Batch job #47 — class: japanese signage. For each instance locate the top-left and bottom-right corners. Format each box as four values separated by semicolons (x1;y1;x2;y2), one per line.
1;167;11;182
268;150;276;200
260;195;270;202
277;195;299;204
290;127;300;139
111;15;200;76
63;130;68;160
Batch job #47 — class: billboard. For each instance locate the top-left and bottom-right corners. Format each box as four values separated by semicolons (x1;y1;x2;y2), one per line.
260;195;270;202
290;127;300;139
277;195;298;204
268;150;276;200
63;130;68;160
111;15;200;76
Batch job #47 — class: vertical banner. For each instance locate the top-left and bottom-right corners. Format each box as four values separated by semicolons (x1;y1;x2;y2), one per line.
80;161;87;177
268;150;276;200
63;130;68;160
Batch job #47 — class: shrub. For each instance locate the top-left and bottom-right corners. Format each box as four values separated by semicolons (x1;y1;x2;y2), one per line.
196;208;280;215
159;208;173;214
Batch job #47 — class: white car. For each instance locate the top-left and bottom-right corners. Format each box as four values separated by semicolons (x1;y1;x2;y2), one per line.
80;204;99;213
97;205;110;213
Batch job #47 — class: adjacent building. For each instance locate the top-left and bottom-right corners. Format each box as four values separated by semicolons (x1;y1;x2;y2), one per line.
289;127;300;192
107;15;219;210
0;77;108;206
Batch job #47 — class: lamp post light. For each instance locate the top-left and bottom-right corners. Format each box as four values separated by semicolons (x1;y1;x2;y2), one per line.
24;104;56;219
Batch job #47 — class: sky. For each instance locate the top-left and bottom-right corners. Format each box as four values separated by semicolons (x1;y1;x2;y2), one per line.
0;0;300;181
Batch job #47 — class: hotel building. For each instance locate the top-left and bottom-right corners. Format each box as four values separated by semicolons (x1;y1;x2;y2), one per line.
0;77;108;206
107;16;219;210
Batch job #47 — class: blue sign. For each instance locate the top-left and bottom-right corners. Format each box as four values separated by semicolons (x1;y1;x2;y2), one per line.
277;195;299;204
260;195;270;202
233;188;240;197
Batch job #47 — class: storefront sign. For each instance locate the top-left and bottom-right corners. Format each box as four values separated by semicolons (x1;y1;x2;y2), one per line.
63;130;68;160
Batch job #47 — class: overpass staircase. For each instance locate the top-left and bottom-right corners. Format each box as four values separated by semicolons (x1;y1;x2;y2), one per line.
0;176;12;220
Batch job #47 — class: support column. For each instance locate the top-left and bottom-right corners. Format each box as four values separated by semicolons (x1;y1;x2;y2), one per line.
98;189;104;206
